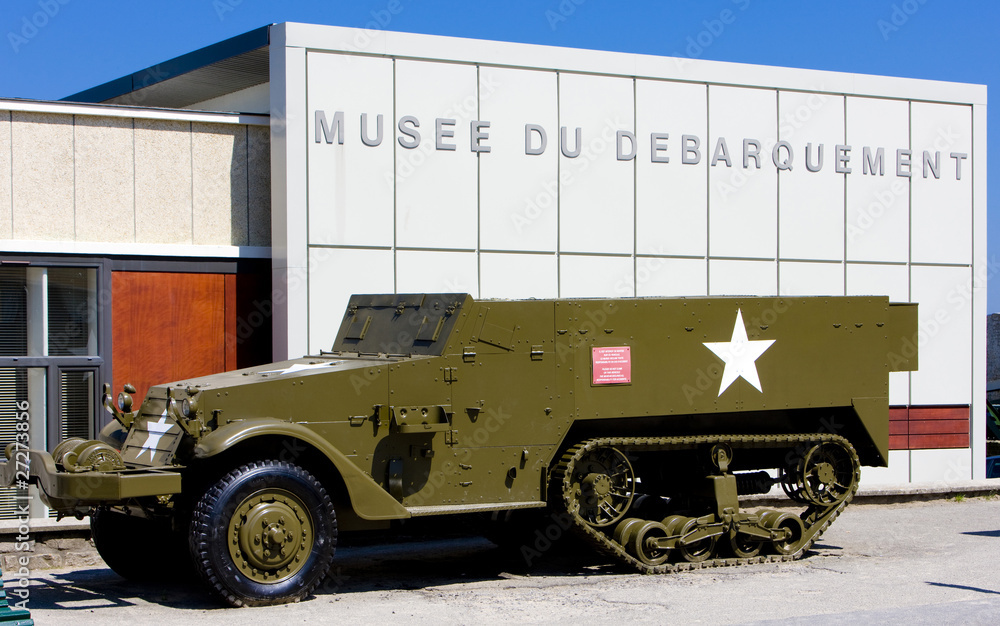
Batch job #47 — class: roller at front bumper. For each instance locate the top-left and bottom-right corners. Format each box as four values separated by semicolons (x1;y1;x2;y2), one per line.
0;445;182;514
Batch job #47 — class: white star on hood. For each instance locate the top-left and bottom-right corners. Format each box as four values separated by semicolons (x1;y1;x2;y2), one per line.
258;361;342;376
703;308;775;397
137;412;175;461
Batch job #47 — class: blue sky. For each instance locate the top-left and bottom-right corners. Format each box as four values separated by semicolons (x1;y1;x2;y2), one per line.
2;0;996;309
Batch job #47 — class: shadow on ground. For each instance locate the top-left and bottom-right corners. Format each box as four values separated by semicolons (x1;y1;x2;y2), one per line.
28;530;621;611
30;519;834;612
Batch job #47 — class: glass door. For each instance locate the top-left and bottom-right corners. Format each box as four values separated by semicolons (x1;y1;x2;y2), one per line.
0;262;107;519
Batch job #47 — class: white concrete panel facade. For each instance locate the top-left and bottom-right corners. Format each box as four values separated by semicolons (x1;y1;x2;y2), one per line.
479;67;558;253
307;53;394;247
910;102;973;265
709;259;777;296
862;449;911;485
307;247;394;354
393;59;479;250
777;91;845;262
779;261;843;296
708;86;777;260
560;255;634;298
634;257;708;298
845;97;910;263
909;448;973;483
480;252;558;299
269;24;986;479
635;80;707;257
395;250;479;296
557;73;635;255
910;265;973;406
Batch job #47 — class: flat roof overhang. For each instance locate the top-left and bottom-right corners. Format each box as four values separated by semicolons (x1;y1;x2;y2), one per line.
63;25;270;108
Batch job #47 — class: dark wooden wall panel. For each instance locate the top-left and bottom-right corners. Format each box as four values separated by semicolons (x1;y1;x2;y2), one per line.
887;405;970;451
225;273;238;371
909;433;970;449
112;271;226;403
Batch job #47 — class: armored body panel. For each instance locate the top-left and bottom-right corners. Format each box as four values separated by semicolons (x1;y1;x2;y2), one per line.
1;294;917;606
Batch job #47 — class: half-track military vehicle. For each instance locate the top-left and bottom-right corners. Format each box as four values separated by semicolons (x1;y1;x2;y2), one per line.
0;294;917;606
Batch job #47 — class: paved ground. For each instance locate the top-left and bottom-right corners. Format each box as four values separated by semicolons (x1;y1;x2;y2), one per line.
14;497;1000;624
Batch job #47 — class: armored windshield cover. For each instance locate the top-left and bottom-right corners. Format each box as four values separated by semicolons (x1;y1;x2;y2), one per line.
331;293;469;355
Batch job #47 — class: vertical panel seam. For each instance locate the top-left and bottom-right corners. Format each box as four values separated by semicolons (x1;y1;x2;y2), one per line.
190;121;195;244
907;101;913;481
908;100;913;439
132;118;137;242
477;64;482;299
304;51;311;352
775;90;780;295
843;97;848;296
969;103;977;474
72;114;77;241
392;58;398;294
556;71;561;298
705;84;711;295
8;110;13;237
632;77;637;297
245;125;250;246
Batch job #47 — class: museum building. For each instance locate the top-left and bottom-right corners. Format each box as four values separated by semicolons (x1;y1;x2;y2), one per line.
0;23;988;519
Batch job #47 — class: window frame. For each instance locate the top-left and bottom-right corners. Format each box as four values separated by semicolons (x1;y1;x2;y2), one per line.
0;255;112;449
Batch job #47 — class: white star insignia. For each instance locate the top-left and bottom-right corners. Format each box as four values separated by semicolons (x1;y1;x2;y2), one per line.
137;413;175;461
258;362;341;376
703;308;775;397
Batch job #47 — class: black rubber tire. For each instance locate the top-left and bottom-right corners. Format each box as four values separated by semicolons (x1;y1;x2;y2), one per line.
91;507;191;581
189;460;337;607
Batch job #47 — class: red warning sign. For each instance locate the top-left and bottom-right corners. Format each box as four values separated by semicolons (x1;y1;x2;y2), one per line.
592;346;632;385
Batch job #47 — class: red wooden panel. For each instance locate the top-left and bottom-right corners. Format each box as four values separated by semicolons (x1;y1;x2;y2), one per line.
113;271;226;403
908;433;969;449
886;405;971;451
908;406;969;421
888;435;909;450
224;273;237;372
908;419;969;435
888;421;909;436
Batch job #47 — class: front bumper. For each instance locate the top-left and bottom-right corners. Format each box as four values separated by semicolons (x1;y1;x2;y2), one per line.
0;448;182;513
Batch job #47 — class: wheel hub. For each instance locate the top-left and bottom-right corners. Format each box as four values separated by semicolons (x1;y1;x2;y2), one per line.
814;462;835;484
228;489;313;583
781;440;859;506
582;473;612;498
569;446;635;528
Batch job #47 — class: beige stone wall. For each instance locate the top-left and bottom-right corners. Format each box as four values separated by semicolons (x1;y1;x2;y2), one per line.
193;122;248;246
12;112;75;241
248;125;271;247
0;108;270;247
0;112;10;240
75;116;134;242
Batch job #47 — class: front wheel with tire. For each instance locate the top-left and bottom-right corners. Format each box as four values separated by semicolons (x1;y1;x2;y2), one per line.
189;460;337;607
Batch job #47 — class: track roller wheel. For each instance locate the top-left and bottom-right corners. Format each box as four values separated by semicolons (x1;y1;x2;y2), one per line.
728;530;762;558
662;514;688;538
613;517;647;555
760;511;805;556
677;517;717;563
632;521;671;566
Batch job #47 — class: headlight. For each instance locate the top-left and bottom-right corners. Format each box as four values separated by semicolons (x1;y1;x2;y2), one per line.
181;397;198;417
117;392;133;412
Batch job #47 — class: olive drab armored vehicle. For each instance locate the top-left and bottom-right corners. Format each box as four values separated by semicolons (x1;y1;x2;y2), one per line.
0;294;917;606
